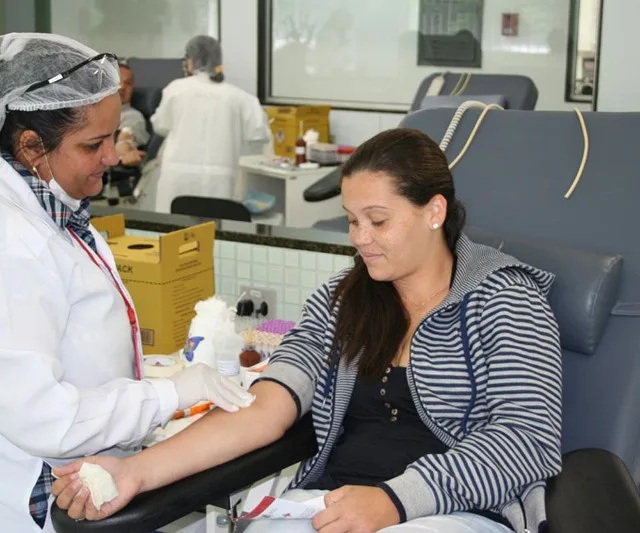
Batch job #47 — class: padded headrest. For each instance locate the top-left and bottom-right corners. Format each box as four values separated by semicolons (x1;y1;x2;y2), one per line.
131;87;163;119
466;227;623;356
418;94;507;111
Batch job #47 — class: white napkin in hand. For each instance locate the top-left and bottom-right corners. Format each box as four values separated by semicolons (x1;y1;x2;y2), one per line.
78;463;119;511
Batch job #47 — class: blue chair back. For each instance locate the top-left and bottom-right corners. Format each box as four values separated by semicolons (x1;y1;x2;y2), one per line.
399;108;640;479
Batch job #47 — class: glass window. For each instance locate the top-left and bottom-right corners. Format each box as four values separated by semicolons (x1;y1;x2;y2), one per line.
262;0;599;112
49;0;219;58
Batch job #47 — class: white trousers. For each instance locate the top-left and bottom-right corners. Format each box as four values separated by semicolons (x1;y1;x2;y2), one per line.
241;489;513;532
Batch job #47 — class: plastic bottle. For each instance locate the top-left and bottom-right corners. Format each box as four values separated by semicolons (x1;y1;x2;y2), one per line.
295;120;307;166
303;128;319;161
216;335;241;377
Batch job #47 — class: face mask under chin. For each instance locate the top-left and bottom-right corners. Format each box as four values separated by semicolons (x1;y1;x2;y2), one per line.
43;153;83;211
48;177;82;211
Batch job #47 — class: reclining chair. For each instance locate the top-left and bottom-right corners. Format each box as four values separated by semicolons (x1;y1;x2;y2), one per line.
303;73;538;207
410;73;538;112
310;109;640;470
399;108;640;475
170;196;252;223
52;226;640;532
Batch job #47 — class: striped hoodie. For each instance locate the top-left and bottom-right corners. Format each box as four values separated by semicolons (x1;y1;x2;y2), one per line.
259;233;562;533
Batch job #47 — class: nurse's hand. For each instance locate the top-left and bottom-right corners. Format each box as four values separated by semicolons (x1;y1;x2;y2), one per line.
52;456;141;521
170;363;255;412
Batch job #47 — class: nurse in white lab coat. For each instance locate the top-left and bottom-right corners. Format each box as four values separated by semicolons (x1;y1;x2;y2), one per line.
0;33;253;533
151;35;270;213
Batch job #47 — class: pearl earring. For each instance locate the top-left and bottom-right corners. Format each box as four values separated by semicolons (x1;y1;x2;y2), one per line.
432;223;440;230
32;165;44;181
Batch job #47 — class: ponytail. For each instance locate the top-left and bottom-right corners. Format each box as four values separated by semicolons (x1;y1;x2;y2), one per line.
443;198;466;252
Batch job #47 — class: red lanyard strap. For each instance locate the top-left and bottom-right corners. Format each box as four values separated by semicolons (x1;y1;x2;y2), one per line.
69;231;142;380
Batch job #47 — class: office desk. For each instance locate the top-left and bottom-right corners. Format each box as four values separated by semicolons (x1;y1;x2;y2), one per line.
236;155;343;228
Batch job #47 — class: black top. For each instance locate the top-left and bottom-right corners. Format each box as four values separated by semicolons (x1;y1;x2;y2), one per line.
306;365;510;527
307;366;448;490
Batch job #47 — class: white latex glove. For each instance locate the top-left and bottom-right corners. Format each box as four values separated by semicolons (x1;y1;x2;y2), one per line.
170;363;255;412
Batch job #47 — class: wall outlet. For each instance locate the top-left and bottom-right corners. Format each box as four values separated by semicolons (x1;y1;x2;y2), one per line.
239;285;277;318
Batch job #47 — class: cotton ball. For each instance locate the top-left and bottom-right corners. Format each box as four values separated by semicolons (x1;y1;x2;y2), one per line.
183;296;240;369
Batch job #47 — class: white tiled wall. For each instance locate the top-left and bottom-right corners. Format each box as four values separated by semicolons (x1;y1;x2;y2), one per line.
214;240;353;322
125;229;353;322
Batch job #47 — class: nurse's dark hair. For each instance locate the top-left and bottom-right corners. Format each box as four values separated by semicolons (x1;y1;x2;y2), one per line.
331;128;466;378
0;107;86;155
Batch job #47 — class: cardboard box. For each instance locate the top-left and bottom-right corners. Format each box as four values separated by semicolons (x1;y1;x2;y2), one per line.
92;214;215;355
264;105;331;158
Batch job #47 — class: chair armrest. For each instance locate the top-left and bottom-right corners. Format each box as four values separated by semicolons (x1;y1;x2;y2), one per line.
303;168;341;202
52;414;317;533
546;448;640;533
109;165;140;182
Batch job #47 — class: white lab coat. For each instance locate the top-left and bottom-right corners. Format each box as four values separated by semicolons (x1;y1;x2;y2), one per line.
151;73;270;212
0;159;179;533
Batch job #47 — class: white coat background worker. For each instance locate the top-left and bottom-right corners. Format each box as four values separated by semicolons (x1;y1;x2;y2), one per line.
0;33;254;533
151;35;270;213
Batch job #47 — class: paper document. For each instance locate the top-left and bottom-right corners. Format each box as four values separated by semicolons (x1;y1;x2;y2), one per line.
240;495;326;521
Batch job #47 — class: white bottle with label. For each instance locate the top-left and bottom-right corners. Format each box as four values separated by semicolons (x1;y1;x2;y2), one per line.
304;128;320;161
216;333;243;377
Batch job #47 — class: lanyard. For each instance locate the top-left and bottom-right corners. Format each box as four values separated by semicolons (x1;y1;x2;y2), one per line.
69;231;143;380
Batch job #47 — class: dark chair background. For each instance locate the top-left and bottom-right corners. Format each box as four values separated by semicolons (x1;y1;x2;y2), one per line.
170;196;252;223
127;58;183;90
129;86;163;143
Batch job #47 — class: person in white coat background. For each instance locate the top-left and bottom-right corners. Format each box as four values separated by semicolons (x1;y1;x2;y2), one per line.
0;33;254;533
151;35;270;213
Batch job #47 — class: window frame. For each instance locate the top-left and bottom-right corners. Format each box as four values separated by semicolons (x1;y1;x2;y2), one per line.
564;0;603;106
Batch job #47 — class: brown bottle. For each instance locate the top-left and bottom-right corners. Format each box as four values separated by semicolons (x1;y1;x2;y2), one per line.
295;120;307;165
240;328;261;368
240;347;261;368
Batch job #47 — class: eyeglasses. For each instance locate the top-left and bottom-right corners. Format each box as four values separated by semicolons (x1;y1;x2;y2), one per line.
24;53;118;94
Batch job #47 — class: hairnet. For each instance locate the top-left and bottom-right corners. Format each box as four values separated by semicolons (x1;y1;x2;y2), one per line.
185;35;222;74
0;32;120;130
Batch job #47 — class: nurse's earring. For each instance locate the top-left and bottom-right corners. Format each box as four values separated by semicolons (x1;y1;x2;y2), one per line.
432;223;440;230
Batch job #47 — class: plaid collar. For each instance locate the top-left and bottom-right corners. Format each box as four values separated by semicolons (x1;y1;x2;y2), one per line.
2;150;97;253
